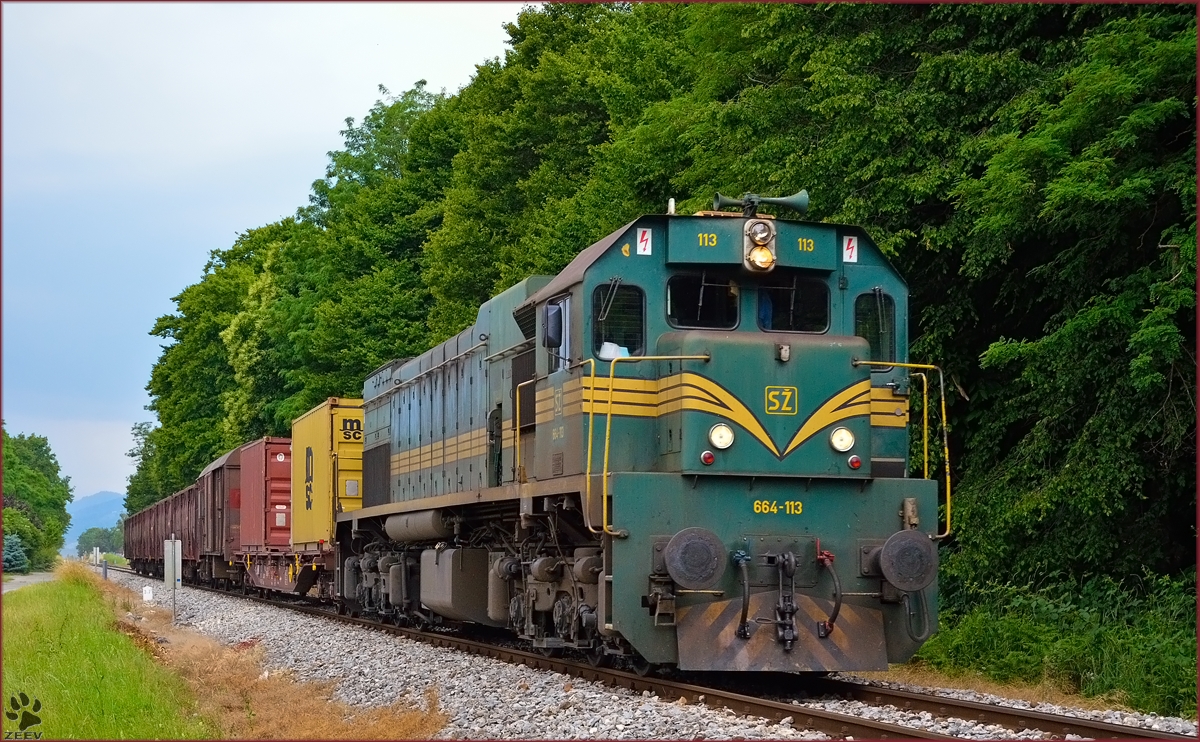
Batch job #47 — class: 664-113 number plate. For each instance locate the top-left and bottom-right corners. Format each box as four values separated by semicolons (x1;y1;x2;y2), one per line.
752;500;802;515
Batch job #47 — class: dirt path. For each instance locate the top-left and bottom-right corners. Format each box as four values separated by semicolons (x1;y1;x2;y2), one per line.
2;572;56;594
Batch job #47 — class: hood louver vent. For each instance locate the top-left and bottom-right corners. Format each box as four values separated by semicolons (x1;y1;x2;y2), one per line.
513;303;538;340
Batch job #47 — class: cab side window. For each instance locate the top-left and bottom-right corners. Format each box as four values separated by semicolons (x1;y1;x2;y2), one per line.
854;289;895;368
593;284;644;359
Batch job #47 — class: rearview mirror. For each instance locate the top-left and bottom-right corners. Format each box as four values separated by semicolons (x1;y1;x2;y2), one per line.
542;304;562;349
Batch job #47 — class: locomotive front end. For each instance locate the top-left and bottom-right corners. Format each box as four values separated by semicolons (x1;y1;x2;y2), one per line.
567;195;943;673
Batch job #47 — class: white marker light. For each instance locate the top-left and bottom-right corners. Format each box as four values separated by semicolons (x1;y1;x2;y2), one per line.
709;423;735;450
830;427;855;452
748;220;773;245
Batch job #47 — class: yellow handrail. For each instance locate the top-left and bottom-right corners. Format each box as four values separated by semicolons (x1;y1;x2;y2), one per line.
580;359;602;534
601;354;710;536
514;378;537;483
911;372;929;479
854;360;952;539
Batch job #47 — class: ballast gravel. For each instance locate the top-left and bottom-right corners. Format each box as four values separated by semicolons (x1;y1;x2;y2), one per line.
114;574;824;740
111;572;1193;740
835;673;1198;737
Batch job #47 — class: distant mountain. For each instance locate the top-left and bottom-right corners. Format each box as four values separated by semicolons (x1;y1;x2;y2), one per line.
62;490;125;556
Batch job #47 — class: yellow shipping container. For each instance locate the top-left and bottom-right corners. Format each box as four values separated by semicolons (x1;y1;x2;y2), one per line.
291;397;364;550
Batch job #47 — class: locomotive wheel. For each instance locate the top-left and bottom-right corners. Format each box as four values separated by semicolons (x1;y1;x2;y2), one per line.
537;646;565;659
631;654;656;677
585;645;611;668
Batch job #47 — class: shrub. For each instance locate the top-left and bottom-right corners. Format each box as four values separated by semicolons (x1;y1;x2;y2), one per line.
3;534;30;574
918;570;1197;717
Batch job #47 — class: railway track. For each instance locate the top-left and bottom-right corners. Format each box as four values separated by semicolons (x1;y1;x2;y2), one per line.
105;566;1193;741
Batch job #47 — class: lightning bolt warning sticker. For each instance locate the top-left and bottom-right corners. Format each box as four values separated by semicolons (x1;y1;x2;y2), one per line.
842;235;858;263
636;228;652;256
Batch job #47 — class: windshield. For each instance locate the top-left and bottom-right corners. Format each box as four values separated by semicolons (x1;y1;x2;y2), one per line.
666;273;739;329
757;271;829;332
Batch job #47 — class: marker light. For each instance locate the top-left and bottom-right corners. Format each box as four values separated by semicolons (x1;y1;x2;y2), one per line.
709;423;735;450
700;451;716;466
847;455;862;470
747;246;776;270
830;427;855;452
748;220;773;245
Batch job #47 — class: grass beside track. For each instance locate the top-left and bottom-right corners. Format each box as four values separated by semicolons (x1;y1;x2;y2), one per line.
1;563;215;739
4;564;446;739
917;570;1197;718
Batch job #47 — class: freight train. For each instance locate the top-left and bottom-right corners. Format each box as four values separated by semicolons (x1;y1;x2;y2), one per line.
127;190;950;674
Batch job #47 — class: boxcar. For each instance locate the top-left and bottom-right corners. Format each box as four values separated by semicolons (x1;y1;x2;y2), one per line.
197;448;241;586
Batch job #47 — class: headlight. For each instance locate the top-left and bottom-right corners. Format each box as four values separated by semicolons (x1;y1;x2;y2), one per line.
748;220;773;245
747;246;775;270
709;423;735;450
830;427;855;452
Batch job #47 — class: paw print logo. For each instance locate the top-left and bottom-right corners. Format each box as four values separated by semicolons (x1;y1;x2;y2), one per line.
5;693;41;732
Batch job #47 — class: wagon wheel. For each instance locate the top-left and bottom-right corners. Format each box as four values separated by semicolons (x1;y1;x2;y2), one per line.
537;646;565;659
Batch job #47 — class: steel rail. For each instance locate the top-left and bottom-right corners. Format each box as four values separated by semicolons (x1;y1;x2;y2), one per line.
805;678;1194;741
106;567;1193;741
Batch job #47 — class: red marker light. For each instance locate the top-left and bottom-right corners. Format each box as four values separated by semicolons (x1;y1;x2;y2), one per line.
847;455;862;470
700;450;716;466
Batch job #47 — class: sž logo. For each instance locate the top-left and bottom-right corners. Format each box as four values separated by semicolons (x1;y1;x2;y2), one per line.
764;386;799;415
5;693;42;739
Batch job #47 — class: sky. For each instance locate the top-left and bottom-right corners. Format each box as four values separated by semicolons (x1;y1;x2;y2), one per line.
2;2;527;500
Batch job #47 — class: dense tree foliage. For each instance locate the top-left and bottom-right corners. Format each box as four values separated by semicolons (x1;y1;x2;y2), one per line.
76;525;123;557
129;5;1194;600
2;423;73;568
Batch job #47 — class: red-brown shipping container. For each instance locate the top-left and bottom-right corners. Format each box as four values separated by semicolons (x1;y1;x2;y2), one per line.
238;437;292;552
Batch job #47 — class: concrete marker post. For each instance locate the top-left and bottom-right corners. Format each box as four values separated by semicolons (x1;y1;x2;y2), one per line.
164;535;182;625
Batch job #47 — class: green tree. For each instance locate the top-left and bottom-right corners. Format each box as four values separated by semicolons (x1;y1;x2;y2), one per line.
127;237;263;512
2;423;72;568
76;526;120;557
133;0;1195;607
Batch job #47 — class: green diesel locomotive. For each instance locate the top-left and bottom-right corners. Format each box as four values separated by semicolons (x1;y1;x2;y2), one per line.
342;191;948;674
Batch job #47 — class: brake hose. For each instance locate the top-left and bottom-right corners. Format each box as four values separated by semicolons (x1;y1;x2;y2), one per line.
902;589;932;642
733;551;751;640
817;551;842;638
